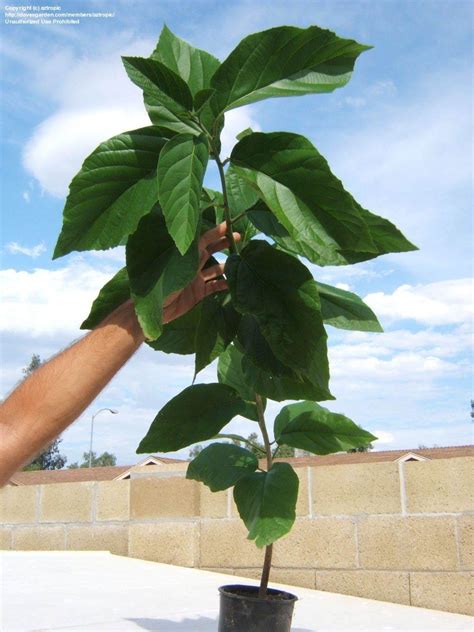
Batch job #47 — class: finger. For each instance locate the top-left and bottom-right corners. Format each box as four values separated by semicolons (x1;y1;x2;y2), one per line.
204;278;228;296
202;263;226;282
199;222;228;249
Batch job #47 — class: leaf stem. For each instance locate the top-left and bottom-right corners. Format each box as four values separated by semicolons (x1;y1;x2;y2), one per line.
255;393;273;598
229;211;247;225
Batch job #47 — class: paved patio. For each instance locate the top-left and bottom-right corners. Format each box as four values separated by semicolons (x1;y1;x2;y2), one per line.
0;551;472;631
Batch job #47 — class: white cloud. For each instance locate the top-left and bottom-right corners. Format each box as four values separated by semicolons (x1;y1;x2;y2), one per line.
364;278;473;326
220;107;261;160
324;73;472;279
0;260;118;337
22;191;30;203
345;96;366;108
372;430;395;445
23;106;150;198
4;242;47;258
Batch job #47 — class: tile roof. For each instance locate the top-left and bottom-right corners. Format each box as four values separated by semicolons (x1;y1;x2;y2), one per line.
9;455;184;485
271;445;473;468
9;446;472;485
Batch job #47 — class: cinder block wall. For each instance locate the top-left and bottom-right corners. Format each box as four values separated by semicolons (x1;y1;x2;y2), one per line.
1;457;472;616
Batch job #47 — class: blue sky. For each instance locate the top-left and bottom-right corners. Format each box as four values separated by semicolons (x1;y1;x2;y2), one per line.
1;0;472;466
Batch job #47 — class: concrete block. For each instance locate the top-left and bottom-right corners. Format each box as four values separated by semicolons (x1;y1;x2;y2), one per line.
129;522;197;567
316;570;410;605
312;462;401;515
235;567;316;589
404;457;473;513
358;515;458;570
272;518;357;569
67;524;128;556
13;525;66;550
200;487;228;519
410;572;473;616
130;463;188;476
96;481;130;521
40;482;93;523
295;467;309;517
0;485;37;524
200;520;264;568
130;476;199;519
0;527;12;549
458;515;474;569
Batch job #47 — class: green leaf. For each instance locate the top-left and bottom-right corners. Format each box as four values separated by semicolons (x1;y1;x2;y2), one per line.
248;204;323;262
316;281;383;332
81;268;130;330
274;401;377;454
126;210;199;340
136;384;247;453
241;351;332;403
210;25;370;113
213;166;258;244
217;344;263;420
236;127;254;141
122;56;199;134
151;25;221;98
231;316;333;403
186;443;258;491
231;132;417;266
225;166;260;216
195;293;240;376
233;463;299;547
157;133;209;255
53;127;168;259
147;303;202;354
225;240;331;396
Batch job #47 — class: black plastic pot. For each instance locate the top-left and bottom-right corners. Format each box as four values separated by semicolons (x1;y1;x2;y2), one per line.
218;584;298;632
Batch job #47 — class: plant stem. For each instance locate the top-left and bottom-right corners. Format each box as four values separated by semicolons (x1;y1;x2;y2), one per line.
229;210;247;225
256;393;273;598
215;154;238;254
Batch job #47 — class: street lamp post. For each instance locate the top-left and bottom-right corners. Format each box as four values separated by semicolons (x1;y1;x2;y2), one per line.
89;408;118;468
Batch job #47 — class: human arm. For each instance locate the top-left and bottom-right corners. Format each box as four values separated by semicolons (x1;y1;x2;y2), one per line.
0;223;239;486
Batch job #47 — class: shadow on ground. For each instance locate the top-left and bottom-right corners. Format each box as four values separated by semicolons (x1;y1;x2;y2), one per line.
128;617;314;631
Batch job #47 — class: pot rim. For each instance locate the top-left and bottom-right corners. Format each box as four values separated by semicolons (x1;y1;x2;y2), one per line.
219;583;298;603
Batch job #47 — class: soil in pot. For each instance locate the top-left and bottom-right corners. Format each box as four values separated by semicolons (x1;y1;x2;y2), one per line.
218;584;298;632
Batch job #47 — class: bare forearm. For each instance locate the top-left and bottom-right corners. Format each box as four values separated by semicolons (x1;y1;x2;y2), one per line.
0;300;144;485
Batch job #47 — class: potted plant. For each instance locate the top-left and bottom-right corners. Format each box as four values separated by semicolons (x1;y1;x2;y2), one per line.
54;23;417;632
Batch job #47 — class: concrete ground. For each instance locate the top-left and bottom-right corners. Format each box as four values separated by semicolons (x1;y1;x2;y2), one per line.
0;551;472;631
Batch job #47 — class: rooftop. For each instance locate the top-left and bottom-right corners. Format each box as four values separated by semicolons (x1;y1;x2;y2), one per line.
9;445;472;486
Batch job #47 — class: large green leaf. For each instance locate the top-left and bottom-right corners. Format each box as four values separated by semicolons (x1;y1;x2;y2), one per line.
194;293;240;376
122;56;199;134
233;463;299;547
225;240;331;395
136;384;247;453
274;401;377;454
147;303;202;354
316;282;383;332
221;166;259;244
217;344;262;420
151;25;221;99
210;25;370;113
53;127;168;258
186;443;258;491
157;133;209;255
241;351;333;403
81;268;130;330
126;210;199;340
231;133;417;265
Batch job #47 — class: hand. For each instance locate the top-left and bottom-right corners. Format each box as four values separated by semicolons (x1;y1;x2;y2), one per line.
162;223;241;324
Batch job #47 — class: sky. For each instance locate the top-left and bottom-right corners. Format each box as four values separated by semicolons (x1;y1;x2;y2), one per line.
0;0;472;467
